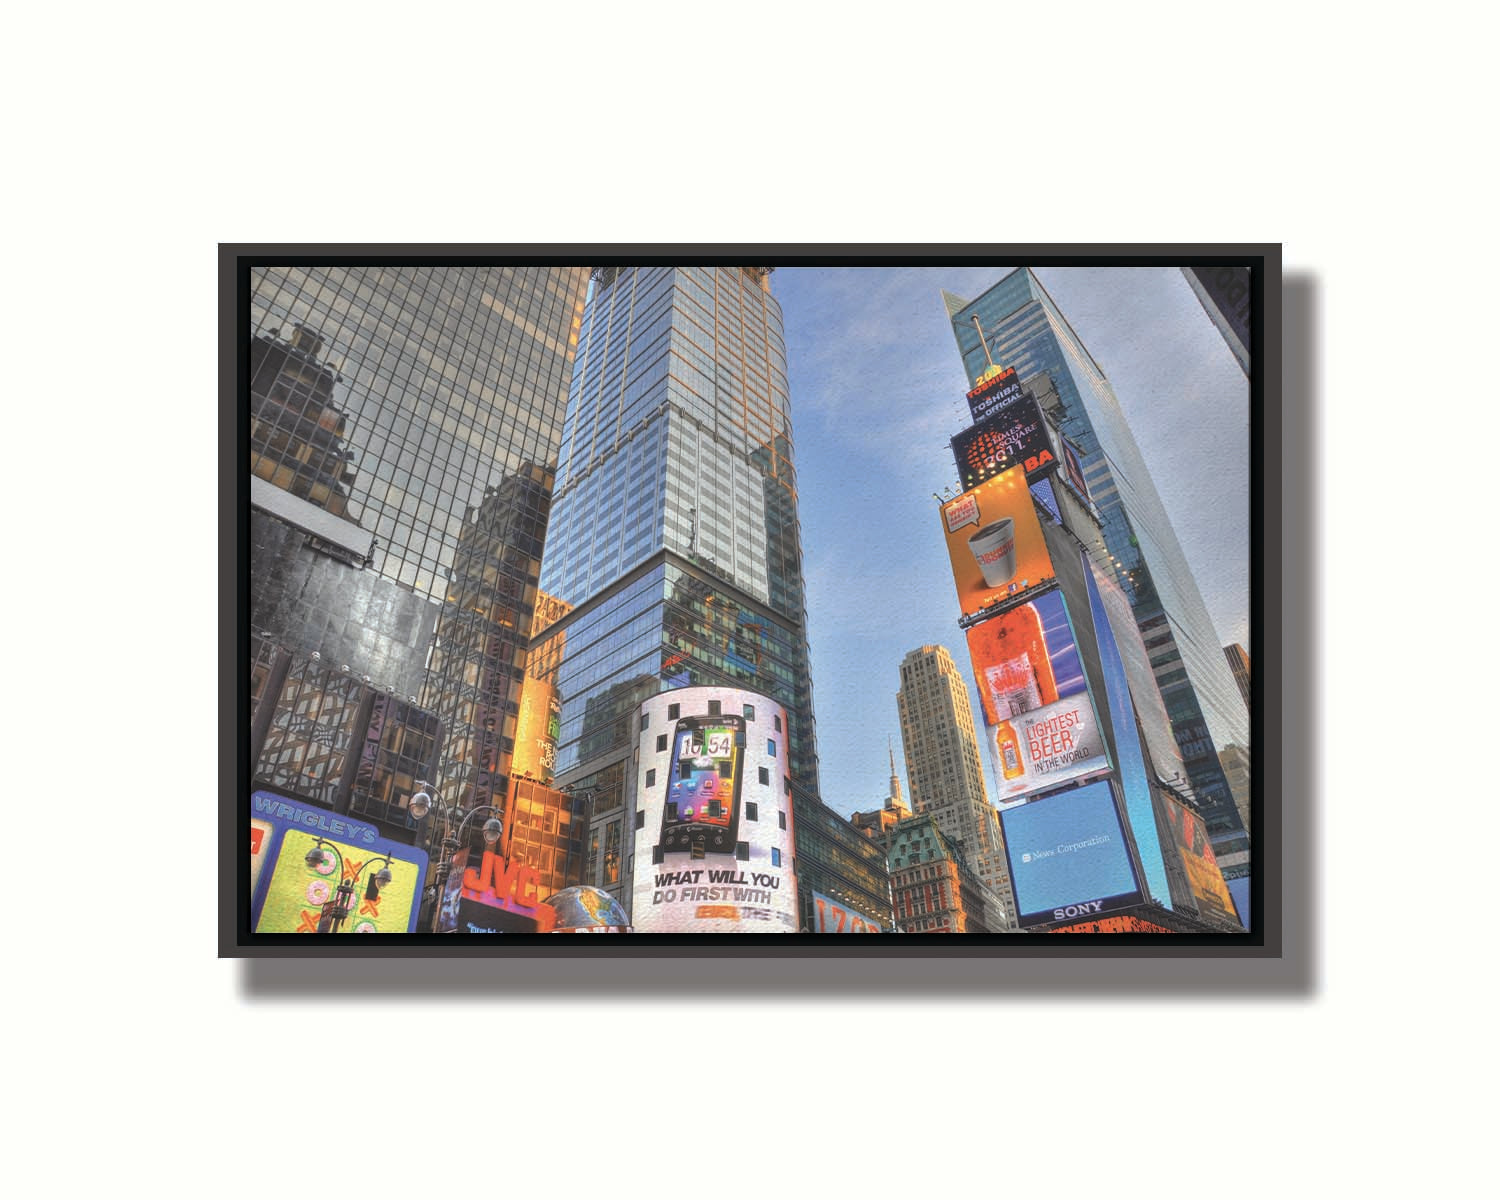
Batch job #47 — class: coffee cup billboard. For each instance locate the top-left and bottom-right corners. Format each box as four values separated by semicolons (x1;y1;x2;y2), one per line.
941;466;1055;616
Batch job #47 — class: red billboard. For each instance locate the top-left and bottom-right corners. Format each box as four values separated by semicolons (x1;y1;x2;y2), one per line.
1159;793;1239;926
965;589;1109;804
812;891;884;933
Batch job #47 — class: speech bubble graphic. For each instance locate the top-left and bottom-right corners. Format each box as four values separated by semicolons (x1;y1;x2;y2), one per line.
944;492;980;532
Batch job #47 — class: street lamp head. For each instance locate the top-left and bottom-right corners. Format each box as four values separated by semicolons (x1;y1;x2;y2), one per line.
374;866;393;891
305;846;326;869
409;790;433;820
482;817;503;845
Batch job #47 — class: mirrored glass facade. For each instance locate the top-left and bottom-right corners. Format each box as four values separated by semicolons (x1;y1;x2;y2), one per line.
247;265;591;851
946;270;1251;875
539;266;824;914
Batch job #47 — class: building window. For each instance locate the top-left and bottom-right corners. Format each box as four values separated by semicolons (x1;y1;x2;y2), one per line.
758;766;770;785
656;733;668;752
640;712;650;731
635;809;645;829
745;802;758;822
668;702;680;720
603;822;621;885
708;699;722;715
735;841;749;861
645;769;656;788
767;739;776;757
771;848;781;867
774;715;781;732
743;703;755;720
784;776;791;795
778;811;786;830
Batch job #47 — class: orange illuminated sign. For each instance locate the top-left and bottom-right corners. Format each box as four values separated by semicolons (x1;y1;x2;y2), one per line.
511;678;559;783
1048;915;1173;934
940;466;1055;617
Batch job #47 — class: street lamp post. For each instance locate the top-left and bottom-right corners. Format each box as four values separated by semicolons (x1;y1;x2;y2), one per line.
304;840;394;933
410;781;504;933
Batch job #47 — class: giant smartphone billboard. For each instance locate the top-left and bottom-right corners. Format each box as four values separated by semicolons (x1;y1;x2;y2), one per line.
999;782;1143;928
632;686;797;932
940;465;1055;617
965;589;1109;805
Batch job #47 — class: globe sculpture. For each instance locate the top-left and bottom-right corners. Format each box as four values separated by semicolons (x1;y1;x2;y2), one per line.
541;886;632;932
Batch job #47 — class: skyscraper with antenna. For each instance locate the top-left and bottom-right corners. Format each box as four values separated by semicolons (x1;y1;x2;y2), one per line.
943;269;1251;888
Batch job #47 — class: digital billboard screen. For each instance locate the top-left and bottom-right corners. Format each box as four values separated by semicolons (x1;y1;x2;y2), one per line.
1159;792;1240;927
511;678;560;783
632;687;798;932
965;589;1109;805
965;365;1025;423
939;465;1055;617
249;791;429;934
951;392;1053;490
999;782;1142;928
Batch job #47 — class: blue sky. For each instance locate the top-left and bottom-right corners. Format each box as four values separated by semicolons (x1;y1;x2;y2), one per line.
770;267;1249;820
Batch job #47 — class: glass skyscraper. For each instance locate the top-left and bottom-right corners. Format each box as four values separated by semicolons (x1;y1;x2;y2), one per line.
537;266;824;915
944;270;1251;877
247;265;591;840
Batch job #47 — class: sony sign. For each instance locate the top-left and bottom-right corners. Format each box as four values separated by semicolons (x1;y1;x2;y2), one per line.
1053;900;1106;921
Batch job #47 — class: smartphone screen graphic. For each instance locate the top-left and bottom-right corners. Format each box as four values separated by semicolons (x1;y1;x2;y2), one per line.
660;715;744;855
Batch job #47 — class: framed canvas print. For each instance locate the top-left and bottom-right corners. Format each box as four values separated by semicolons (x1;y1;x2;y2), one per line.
221;245;1280;958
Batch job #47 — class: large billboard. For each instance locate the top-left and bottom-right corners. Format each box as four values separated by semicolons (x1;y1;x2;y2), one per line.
632;686;798;932
511;678;560;783
951;392;1054;490
812;891;884;933
249;791;428;933
439;845;559;933
966;589;1109;805
965;364;1026;423
999;782;1143;928
1159;792;1240;927
940;465;1055;617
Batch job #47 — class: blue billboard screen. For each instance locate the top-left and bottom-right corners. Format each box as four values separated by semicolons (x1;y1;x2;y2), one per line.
1227;876;1250;931
1000;781;1142;927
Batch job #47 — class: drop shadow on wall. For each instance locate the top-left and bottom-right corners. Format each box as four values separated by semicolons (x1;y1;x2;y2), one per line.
240;273;1320;1002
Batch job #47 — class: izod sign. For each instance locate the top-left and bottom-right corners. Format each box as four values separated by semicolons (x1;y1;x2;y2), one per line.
813;891;883;933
